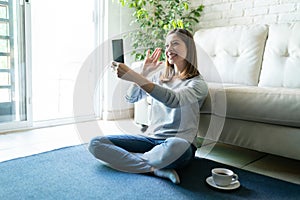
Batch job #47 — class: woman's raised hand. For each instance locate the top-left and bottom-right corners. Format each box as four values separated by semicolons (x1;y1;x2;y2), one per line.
142;48;163;77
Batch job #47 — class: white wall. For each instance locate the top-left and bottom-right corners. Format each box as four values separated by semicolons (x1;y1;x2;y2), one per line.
192;0;300;29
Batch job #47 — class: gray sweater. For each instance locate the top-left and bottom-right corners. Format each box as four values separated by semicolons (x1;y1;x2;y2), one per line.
126;71;208;143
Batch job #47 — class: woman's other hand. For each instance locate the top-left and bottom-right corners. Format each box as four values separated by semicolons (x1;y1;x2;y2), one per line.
142;48;163;77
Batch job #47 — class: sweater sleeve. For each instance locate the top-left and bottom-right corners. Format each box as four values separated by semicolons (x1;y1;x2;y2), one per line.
149;76;208;108
125;83;147;103
125;69;163;103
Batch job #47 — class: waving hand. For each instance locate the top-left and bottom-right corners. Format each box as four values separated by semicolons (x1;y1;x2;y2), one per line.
141;48;163;77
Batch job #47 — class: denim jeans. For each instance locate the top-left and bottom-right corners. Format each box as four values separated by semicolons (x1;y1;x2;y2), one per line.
88;134;196;173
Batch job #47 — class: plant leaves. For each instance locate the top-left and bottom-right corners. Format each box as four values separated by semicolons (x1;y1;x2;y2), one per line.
117;0;204;61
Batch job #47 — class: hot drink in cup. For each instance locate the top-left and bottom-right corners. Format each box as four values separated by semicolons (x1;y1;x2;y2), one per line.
212;168;238;187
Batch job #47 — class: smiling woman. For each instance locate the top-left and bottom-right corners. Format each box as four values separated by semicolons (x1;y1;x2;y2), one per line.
88;29;208;184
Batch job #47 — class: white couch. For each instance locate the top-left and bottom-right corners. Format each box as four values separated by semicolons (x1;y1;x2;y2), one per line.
133;23;300;160
195;23;300;160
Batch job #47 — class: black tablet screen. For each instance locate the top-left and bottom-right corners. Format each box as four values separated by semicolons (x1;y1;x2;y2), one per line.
112;39;124;63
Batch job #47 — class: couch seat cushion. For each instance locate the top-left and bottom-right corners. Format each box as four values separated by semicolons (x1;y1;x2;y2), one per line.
201;82;241;115
211;86;300;127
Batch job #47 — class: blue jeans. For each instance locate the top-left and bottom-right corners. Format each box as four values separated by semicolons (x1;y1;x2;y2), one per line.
88;134;196;173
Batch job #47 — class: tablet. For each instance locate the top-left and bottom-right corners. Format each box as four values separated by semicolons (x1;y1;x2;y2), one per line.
112;39;124;63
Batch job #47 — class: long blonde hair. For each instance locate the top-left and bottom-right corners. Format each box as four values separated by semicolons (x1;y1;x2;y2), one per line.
161;29;200;82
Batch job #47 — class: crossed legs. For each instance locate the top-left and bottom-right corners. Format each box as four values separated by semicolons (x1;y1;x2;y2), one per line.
88;134;196;183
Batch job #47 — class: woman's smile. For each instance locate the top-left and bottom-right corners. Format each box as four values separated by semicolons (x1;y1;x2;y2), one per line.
167;52;178;60
165;34;187;68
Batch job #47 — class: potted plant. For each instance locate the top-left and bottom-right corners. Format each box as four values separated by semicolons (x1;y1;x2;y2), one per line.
117;0;204;60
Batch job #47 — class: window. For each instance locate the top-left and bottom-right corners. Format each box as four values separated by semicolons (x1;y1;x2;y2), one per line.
0;0;102;131
0;0;28;129
31;0;99;123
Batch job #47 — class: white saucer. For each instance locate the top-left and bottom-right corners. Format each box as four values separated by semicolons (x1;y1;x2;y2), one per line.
206;176;240;190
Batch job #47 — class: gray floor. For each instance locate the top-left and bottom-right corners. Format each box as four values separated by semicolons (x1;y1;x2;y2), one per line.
1;119;299;185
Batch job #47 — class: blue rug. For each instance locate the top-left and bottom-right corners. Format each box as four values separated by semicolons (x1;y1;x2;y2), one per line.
0;145;299;200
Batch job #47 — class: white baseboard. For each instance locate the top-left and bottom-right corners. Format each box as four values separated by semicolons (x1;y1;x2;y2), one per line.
102;108;134;120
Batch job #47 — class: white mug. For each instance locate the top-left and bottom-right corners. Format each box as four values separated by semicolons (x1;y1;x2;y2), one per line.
212;168;238;187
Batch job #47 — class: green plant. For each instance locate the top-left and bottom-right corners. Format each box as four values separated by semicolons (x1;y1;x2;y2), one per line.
118;0;204;61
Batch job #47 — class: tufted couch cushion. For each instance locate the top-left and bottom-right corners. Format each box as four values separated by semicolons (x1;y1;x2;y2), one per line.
258;23;300;88
194;24;268;86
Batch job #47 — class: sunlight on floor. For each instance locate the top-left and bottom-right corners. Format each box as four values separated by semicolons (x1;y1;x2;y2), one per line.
0;119;138;162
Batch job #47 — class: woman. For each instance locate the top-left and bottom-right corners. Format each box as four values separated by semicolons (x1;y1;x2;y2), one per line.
89;29;208;184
